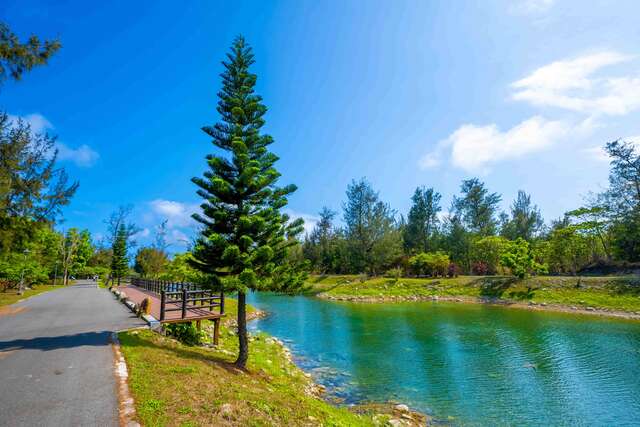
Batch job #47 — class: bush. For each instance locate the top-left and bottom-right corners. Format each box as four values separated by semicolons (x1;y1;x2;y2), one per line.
357;273;368;283
472;261;489;275
447;262;461;278
165;322;206;346
409;251;450;277
385;267;403;282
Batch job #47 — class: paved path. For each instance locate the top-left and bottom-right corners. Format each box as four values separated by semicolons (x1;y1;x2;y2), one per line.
0;281;145;426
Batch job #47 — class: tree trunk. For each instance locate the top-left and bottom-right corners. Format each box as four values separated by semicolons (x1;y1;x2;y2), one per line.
63;267;68;286
235;291;248;369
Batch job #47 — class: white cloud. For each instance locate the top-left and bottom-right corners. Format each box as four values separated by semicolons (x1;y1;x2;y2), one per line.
511;51;640;116
8;113;53;134
284;209;319;236
149;199;199;228
421;116;569;173
56;143;100;167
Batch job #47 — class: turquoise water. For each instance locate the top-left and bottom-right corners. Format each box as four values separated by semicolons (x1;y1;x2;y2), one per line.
247;293;640;426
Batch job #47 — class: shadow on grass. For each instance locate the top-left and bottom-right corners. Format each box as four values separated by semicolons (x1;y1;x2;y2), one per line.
476;277;519;298
608;278;640;296
121;333;245;375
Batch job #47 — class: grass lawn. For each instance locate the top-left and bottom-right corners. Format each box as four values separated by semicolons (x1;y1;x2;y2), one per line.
119;299;390;427
307;275;640;313
0;284;64;307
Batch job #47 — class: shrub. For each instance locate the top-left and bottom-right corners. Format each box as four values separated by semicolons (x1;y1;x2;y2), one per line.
165;322;206;346
358;273;368;283
385;267;402;282
447;262;461;278
500;238;548;279
472;261;489;275
409;251;450;277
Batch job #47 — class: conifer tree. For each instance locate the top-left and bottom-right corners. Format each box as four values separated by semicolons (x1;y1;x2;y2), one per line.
190;36;305;368
110;224;128;285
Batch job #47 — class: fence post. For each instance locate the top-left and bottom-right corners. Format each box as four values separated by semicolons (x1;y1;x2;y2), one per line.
220;291;224;314
160;291;166;321
181;288;188;319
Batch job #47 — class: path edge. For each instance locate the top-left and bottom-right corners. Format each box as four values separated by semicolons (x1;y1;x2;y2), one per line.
111;331;140;427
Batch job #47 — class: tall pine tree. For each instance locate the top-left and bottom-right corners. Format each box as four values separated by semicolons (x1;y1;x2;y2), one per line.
110;223;128;285
190;36;305;368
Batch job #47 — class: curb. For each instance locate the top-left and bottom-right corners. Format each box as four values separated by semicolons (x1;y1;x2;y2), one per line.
110;332;140;427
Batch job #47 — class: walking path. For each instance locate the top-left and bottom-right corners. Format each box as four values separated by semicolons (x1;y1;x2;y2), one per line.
0;281;145;426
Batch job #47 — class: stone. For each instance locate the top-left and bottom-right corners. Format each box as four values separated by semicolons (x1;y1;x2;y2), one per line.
219;403;233;418
394;404;410;412
387;419;403;427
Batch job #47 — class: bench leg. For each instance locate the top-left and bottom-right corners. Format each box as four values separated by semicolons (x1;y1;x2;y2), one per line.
213;318;220;346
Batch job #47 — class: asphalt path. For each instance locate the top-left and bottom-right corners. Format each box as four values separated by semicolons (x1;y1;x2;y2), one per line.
0;281;145;426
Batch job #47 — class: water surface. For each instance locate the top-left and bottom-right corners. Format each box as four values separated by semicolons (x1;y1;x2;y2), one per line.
247;293;640;426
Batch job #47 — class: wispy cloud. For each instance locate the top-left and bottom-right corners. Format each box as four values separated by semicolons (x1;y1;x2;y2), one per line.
8;112;53;134
511;51;640;116
56;143;100;167
8;112;100;168
149;199;199;228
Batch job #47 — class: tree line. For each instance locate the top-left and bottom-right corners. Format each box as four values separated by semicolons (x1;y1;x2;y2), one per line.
302;140;640;278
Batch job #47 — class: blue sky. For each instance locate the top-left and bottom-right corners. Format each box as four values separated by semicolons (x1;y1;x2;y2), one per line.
2;0;639;250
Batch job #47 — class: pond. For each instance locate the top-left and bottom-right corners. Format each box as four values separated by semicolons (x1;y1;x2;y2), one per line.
247;293;640;426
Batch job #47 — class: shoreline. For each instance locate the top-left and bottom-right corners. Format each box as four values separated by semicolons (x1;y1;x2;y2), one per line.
244;305;429;425
318;293;640;321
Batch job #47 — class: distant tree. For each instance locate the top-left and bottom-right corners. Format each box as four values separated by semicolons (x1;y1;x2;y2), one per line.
404;186;441;254
60;229;80;285
189;36;306;369
471;235;509;275
104;205;140;247
442;214;473;273
134;247;168;278
343;178;401;274
601;140;640;261
303;207;339;273
452;178;502;236
500;238;547;280
566;205;611;260
110;224;129;285
0;22;61;88
544;225;591;275
70;229;93;276
501;191;543;241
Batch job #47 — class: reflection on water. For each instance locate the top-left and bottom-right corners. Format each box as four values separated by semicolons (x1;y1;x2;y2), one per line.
247;293;640;426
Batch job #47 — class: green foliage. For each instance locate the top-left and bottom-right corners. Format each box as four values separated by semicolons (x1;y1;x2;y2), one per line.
134;247;168;278
500;238;547;279
501;190;543;241
471;236;509;275
343;178;402;274
0;22;61;87
165;323;206;346
452;178;501;236
404;186;441;253
110;224;129;283
409;251;450;277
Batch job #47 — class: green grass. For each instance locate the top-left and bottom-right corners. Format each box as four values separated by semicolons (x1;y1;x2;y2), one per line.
0;284;64;307
119;334;379;426
308;275;640;313
119;300;390;427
